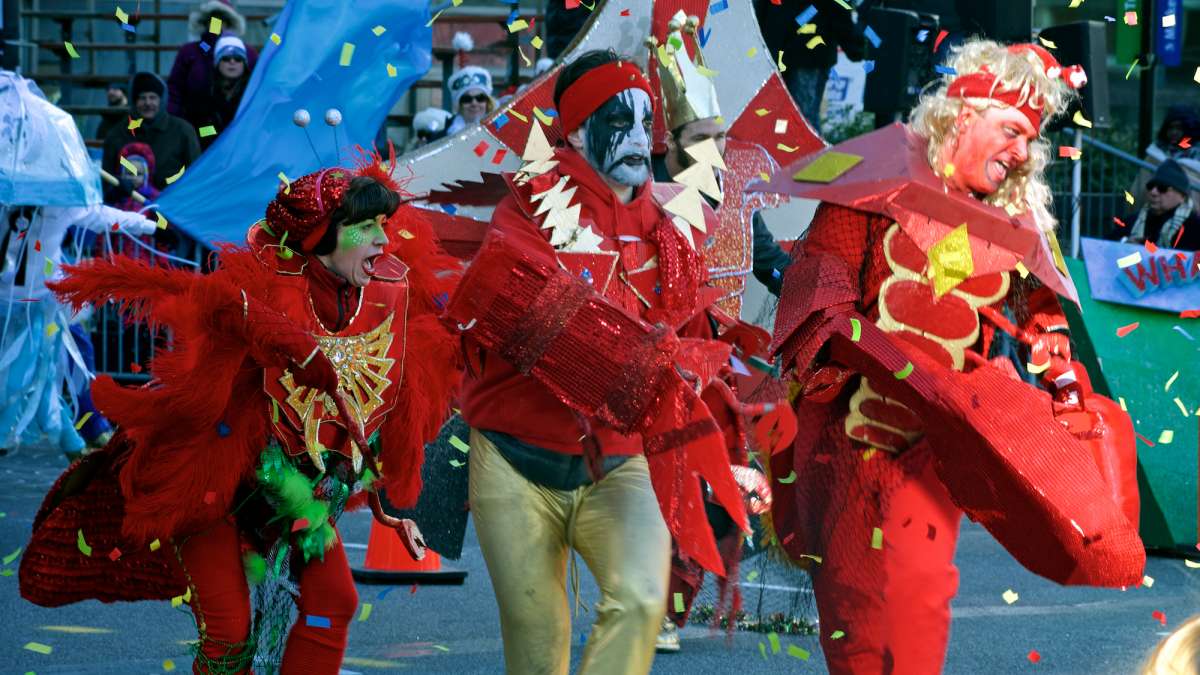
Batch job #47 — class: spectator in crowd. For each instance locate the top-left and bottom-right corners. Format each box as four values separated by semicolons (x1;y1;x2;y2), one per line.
1111;160;1200;251
109;142;161;212
446;65;496;135
94;83;128;141
1130;105;1200;207
102;72;201;196
167;0;259;138
409;107;452;150
179;35;252;149
754;0;867;130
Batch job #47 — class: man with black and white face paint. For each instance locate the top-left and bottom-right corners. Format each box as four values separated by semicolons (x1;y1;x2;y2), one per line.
450;49;757;675
577;87;654;193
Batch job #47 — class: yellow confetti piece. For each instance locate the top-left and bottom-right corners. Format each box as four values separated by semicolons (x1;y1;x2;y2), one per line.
531;35;544;50
768;631;781;654
1158;430;1174;445
44;258;54;276
519;46;532;68
777;50;786;73
746;570;760;582
1165;371;1179;392
1026;359;1051;374
2;546;21;565
1126;58;1139;80
799;553;823;564
163;658;177;671
509;109;528;123
65;41;80;58
40;625;113;634
1174;398;1190;417
759;171;770;181
862;448;877;461
449;435;470;453
339;42;356;67
171;594;185;608
386;63;397;78
1069;0;1084;7
943;163;955;177
1195;67;1200;85
278;172;291;194
115;7;129;23
74;412;93;431
128;118;143;131
746;46;758;58
425;9;445;27
805;36;826;49
507;19;529;32
1015;261;1030;278
162;165;185;185
270;33;282;45
787;645;811;660
1072;111;1092;128
372;25;386;36
673;592;685;613
1117;251;1142;269
77;529;92;556
24;641;53;655
696;64;718;78
1143;574;1155;587
156;212;168;230
46;322;59;338
755;108;770;117
850;317;862;341
358;602;373;622
778;470;797;484
798;23;817;34
1124;190;1135;205
1038;36;1057;49
1186;559;1200;568
1003;589;1019;604
209;16;222;34
830;629;846;639
1118;397;1127;411
893;362;914;379
198;125;217;138
149;538;161;551
533;107;554;126
871;527;884;549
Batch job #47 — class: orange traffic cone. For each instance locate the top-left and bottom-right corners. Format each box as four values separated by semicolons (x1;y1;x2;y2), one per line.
350;519;467;585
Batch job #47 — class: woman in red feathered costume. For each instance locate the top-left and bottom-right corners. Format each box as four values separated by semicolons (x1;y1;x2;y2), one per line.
18;149;461;675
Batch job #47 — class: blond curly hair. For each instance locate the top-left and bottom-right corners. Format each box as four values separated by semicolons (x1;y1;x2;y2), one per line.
908;39;1077;233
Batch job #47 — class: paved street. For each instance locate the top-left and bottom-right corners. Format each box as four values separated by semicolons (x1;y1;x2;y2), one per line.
2;444;1194;674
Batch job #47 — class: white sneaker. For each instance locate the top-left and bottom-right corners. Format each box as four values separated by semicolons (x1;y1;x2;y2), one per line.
656;617;681;653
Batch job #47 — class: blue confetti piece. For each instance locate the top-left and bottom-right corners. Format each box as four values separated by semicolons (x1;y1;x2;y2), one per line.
542;108;558;118
710;0;729;14
795;5;818;26
216;422;231;437
862;60;875;74
698;26;712;48
198;41;210;52
772;268;782;279
864;26;881;48
493;113;510;131
377;586;397;600
507;8;519;25
581;268;594;284
916;29;930;43
934;64;957;75
441;204;458;215
121;23;137;34
305;614;331;628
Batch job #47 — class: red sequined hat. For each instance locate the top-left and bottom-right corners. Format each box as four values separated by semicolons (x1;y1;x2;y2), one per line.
264;168;354;252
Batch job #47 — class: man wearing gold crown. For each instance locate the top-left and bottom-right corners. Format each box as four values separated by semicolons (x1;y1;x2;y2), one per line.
763;40;1145;673
444;49;775;674
19;153;460;674
645;14;791;653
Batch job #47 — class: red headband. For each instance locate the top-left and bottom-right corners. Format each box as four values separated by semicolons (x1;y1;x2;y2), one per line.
947;43;1087;129
558;60;654;134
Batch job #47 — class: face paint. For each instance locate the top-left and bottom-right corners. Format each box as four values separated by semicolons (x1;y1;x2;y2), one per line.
581;88;653;188
323;215;388;287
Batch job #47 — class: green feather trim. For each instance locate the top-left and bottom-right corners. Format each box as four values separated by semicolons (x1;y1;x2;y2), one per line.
255;444;337;562
243;551;267;585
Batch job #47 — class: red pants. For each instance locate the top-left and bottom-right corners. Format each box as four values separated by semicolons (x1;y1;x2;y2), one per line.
176;519;359;675
812;457;962;675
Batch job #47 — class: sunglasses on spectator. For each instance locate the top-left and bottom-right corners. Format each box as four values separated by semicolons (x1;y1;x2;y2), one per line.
461;93;490;104
1146;182;1173;193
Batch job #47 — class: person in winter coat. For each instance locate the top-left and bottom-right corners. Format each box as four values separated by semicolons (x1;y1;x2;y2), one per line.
102;72;201;195
167;0;259;136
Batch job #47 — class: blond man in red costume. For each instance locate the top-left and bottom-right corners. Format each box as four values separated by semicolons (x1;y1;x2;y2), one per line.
765;39;1145;673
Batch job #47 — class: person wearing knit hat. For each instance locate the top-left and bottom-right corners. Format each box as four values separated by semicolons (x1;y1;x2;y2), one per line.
410;107;453;150
167;0;259;136
22;153;461;674
178;33;252;149
446;65;495;135
1114;159;1200;250
101;71;200;194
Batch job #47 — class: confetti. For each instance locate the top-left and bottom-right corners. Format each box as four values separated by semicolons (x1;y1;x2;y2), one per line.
871;527;884;549
203;491;217;505
1162;14;1175;28
508;19;529;32
830;630;845;639
1144;575;1155;587
386;63;397;78
165;166;186;184
710;0;729;14
1029;650;1041;663
2;547;21;565
108;547;122;561
150;538;161;551
777;143;800;153
862;60;875;74
305;615;332;628
1117;251;1142;268
1058;146;1081;159
270;33;282;45
1003;589;1019;604
1126;59;1139;80
358;603;373;622
893;362;914;379
64;41;80;58
805;35;825;49
339;43;355;67
1124;190;1135;205
774;119;788;134
1153;610;1167;625
1015;261;1030;278
1158;430;1174;444
472;141;489;157
533;107;554;126
1038;36;1057;49
850;317;862;342
156;212;168;230
77;530;92;556
1124;11;1138;25
1069;0;1084;6
531;35;544;50
1186;559;1200;568
425;9;445;27
1195;67;1200;85
864;26;881;48
372;25;386;36
1116;322;1139;337
198;125;217;138
673;592;685;613
934;29;949;52
796;5;818;26
73;411;94;431
115;7;129;23
778;470;797;484
209;16;222;33
24;642;53;655
747;570;760;582
449;459;466;468
163;659;176;671
128;118;143;131
768;631;781;654
1073;111;1092;128
787;645;811;660
777;50;786;73
759;642;768;659
1175;398;1190;417
1165;371;1179;391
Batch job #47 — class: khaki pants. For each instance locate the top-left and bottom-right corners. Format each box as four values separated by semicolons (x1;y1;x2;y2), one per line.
468;428;671;675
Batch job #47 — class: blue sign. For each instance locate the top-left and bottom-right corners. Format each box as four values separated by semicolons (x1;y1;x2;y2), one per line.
1156;0;1182;67
1081;238;1199;314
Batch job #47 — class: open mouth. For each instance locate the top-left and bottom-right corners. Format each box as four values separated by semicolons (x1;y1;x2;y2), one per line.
362;254;380;276
990;159;1010;183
